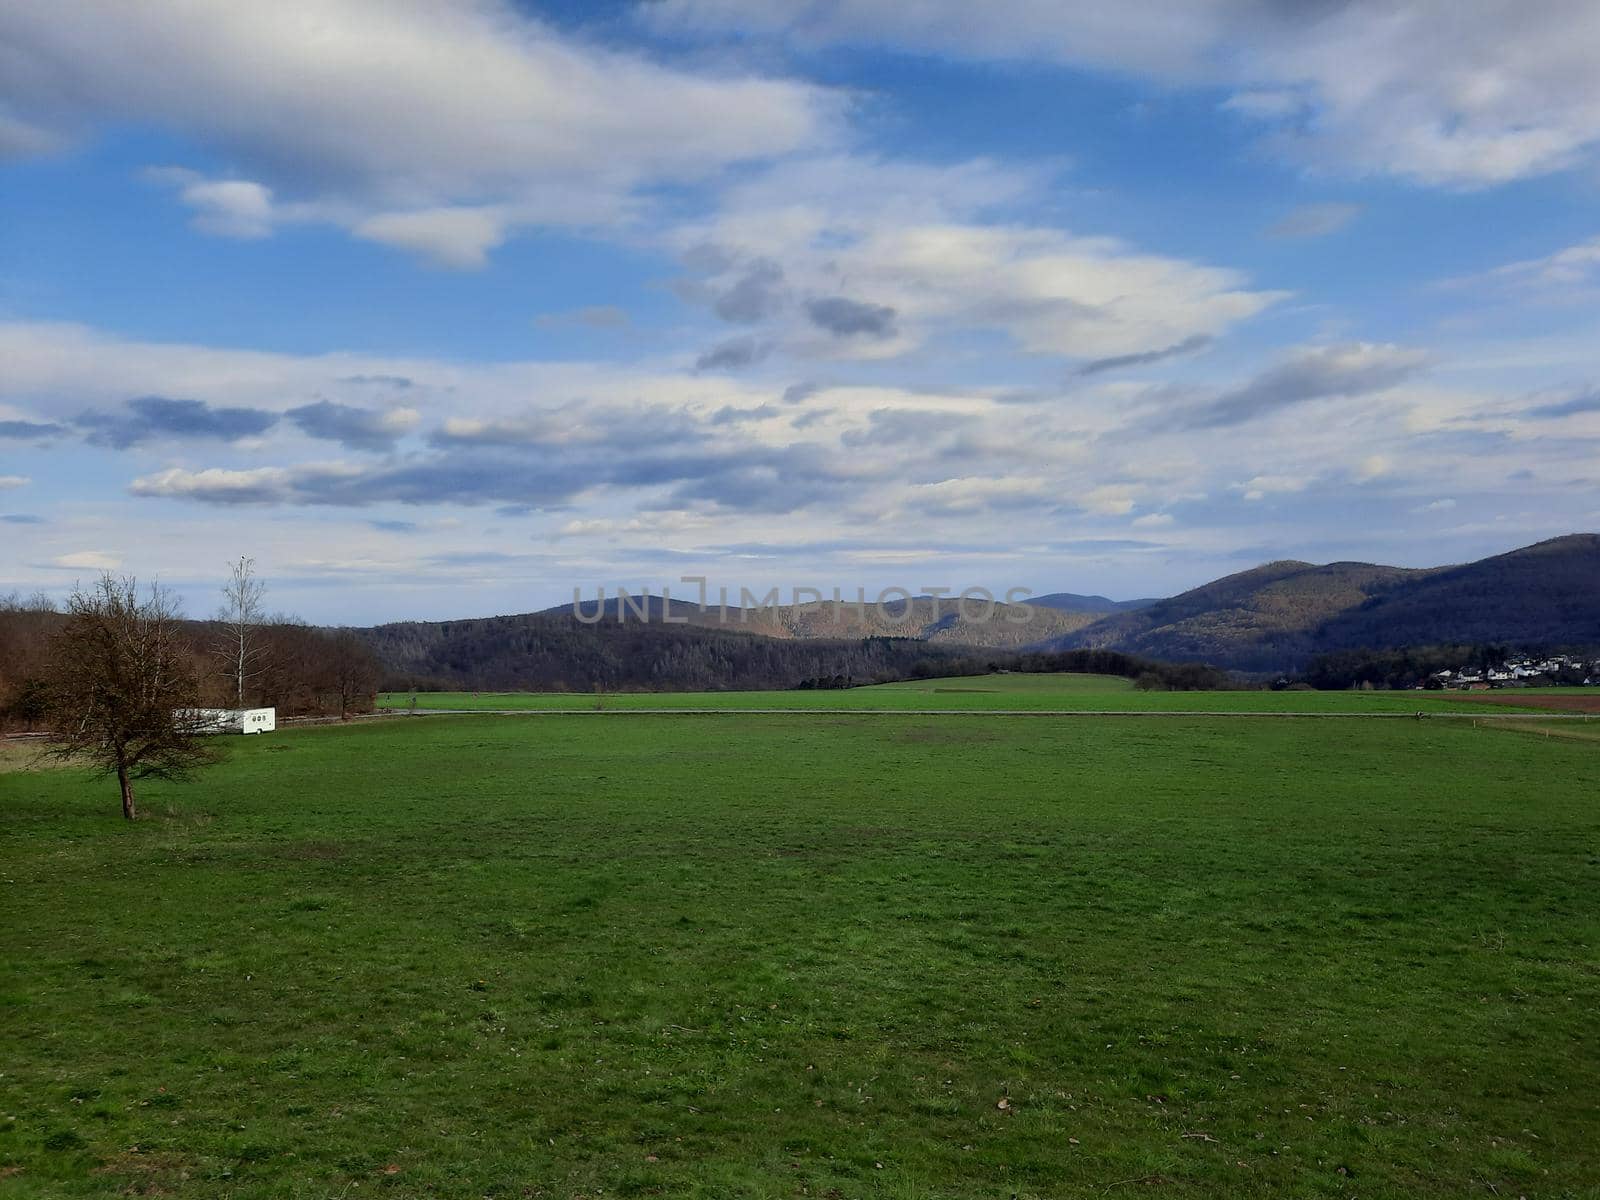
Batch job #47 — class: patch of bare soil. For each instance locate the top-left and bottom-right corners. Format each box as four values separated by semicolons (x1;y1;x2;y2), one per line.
1453;692;1600;714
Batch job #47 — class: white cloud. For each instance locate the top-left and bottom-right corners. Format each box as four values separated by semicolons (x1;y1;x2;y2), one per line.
0;320;776;428
897;475;1054;516
0;0;837;261
1231;475;1311;502
52;550;120;570
178;178;277;240
8;320;1597;604
0;475;31;490
654;0;1600;187
354;207;511;270
1079;484;1141;516
1244;2;1600;187
129;467;278;502
1221;89;1303;120
1267;203;1361;239
1463;236;1600;295
1356;455;1392;482
555;511;713;540
833;224;1277;359
677;156;1284;362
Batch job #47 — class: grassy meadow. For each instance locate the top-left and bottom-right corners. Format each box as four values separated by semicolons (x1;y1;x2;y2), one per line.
2;695;1598;1198
376;672;1547;714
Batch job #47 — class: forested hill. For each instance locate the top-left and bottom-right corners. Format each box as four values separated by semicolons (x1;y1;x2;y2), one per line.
1047;534;1600;672
356;607;1236;693
359;613;996;692
1052;559;1431;671
1311;534;1600;652
361;590;1126;691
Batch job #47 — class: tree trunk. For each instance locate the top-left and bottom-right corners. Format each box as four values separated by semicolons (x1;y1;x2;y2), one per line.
116;761;137;821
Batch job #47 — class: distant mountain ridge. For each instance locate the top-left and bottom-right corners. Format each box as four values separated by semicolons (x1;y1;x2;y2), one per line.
1045;534;1600;671
350;534;1599;685
1031;592;1158;614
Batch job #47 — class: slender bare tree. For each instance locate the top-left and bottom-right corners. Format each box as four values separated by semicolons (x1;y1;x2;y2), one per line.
217;556;268;707
45;575;217;820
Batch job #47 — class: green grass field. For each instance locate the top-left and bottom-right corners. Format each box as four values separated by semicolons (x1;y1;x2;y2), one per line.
377;672;1547;714
3;705;1597;1198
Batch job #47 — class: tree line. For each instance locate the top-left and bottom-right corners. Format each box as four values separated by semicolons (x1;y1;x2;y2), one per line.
1;563;383;737
2;564;384;820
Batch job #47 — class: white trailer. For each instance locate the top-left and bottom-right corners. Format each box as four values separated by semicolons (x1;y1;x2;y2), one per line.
187;707;276;735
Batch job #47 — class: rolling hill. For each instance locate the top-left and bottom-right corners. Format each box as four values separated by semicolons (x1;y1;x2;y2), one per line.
1053;559;1431;670
358;610;1010;693
1048;534;1600;671
360;593;1102;691
1312;534;1600;652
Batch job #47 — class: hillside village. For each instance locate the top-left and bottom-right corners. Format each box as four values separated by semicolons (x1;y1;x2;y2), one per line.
1428;654;1600;689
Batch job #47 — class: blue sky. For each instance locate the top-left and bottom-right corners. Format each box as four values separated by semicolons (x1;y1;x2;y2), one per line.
2;0;1599;622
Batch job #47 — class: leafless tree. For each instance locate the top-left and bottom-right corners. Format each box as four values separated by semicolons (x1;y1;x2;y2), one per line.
45;575;217;820
327;630;380;719
216;556;268;707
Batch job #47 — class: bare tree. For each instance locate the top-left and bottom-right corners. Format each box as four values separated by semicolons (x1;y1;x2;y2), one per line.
327;630;380;719
45;575;218;820
216;556;268;707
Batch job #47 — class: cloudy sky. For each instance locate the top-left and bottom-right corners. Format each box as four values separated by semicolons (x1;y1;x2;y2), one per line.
3;0;1599;622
